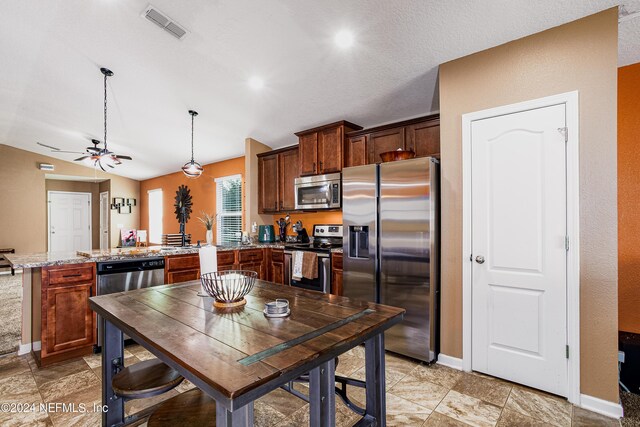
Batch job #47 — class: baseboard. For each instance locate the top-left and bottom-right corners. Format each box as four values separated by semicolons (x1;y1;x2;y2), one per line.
580;394;623;419
32;341;41;351
437;353;463;370
17;343;31;356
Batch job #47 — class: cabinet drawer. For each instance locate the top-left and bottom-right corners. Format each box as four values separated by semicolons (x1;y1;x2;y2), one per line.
238;249;263;263
217;251;236;266
166;255;199;271
332;253;343;270
47;265;95;286
270;249;284;262
167;269;200;284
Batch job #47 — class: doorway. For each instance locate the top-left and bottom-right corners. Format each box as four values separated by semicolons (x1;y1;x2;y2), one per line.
100;191;110;250
47;191;92;252
462;92;580;403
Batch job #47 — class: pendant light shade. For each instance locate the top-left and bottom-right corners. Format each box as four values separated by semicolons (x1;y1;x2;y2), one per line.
182;110;203;178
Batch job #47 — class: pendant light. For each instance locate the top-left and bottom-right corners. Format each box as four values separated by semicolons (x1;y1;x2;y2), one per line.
182;110;203;178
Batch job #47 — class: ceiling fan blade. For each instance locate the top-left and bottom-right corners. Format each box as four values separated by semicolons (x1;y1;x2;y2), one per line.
36;142;61;151
74;156;89;161
86;147;101;153
98;161;106;172
56;150;86;154
115;155;132;160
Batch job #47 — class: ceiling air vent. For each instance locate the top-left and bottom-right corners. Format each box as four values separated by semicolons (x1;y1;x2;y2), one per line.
142;5;188;40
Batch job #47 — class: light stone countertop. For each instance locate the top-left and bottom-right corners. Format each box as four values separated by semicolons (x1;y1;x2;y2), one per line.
5;243;286;269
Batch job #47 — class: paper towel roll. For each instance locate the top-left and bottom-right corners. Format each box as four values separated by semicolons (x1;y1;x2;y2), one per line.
199;246;218;295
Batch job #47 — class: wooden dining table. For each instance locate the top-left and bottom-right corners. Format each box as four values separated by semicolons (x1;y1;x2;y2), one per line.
89;279;405;427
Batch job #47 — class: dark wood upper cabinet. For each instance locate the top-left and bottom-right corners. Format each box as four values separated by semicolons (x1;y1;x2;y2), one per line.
258;146;299;214
406;117;440;158
295;121;362;176
346;114;440;166
278;148;299;211
258;153;279;213
368;127;406;164
317;126;343;174
346;135;367;167
298;133;318;176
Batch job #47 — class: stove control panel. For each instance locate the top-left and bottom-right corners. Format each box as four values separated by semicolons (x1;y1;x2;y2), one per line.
313;224;343;238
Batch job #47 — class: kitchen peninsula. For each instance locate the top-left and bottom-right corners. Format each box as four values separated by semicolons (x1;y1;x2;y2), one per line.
5;243;292;367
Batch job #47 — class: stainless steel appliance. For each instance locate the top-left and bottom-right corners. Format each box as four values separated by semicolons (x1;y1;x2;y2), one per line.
342;157;439;362
284;224;343;293
96;257;165;347
294;173;341;210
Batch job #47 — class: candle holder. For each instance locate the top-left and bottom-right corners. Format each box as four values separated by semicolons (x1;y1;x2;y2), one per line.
200;270;257;308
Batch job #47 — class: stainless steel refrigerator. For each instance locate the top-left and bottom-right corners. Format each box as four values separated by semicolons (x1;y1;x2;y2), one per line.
342;157;439;362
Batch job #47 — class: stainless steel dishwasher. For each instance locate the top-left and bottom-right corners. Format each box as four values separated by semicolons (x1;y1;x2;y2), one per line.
96;257;165;348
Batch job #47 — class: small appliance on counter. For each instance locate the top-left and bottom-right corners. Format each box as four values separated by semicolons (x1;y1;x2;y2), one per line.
258;225;275;243
293;220;310;243
276;214;290;242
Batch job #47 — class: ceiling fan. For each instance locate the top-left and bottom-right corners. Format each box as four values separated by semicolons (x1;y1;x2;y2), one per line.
74;138;132;171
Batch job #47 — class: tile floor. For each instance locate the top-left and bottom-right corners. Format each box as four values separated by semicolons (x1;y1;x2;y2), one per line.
0;344;621;426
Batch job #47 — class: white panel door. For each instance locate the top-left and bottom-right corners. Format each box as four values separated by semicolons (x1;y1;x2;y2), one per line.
471;104;567;396
49;192;91;253
100;191;109;250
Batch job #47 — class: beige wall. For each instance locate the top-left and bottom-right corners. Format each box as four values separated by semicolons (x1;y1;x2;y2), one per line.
439;9;618;402
45;180;102;250
0;144;140;253
244;138;275;236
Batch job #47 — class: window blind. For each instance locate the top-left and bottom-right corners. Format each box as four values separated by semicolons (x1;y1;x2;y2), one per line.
148;189;163;244
215;175;242;244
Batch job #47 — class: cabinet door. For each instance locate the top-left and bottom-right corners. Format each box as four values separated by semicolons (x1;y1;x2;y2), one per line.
318;126;343;174
259;154;279;213
279;148;299;211
271;262;284;285
346;135;368;167
167;269;200;284
239;262;265;280
299;132;318;176
331;269;343;296
44;283;95;355
368;127;405;164
406;120;440;157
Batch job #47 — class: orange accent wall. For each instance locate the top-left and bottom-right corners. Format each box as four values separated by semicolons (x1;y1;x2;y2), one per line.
272;211;343;236
619;62;640;334
140;157;245;245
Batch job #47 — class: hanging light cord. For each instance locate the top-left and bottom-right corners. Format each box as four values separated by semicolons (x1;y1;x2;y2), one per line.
103;72;108;151
190;112;195;163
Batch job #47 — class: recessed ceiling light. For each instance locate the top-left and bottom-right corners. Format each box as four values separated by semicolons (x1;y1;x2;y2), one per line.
248;76;264;90
335;30;354;49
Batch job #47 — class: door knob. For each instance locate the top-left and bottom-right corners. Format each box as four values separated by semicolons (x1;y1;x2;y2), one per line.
475;255;485;264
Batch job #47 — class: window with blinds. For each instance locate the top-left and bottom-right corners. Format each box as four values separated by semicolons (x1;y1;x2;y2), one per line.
216;175;242;244
148;189;163;244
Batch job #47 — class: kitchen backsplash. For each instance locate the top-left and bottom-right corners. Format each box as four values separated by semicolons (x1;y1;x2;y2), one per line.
271;211;342;235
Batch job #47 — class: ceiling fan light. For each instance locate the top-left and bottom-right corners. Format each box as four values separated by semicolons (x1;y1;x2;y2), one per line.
182;160;203;178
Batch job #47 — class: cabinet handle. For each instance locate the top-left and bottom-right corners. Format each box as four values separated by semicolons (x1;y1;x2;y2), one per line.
63;274;82;278
279;201;283;210
319;161;323;170
313;162;316;172
274;201;277;210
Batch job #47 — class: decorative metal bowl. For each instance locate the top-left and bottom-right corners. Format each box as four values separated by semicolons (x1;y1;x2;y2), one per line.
380;149;416;162
200;270;257;308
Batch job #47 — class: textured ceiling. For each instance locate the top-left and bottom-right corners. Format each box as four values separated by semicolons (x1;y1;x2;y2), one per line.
0;1;637;180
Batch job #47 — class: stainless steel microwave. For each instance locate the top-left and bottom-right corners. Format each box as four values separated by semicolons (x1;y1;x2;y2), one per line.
294;173;341;210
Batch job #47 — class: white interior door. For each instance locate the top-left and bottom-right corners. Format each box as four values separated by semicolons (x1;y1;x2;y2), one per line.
100;191;109;250
471;104;568;396
48;192;92;253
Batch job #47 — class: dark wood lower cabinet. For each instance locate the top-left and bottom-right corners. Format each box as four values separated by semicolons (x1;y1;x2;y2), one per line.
267;249;285;284
165;254;200;284
331;252;343;296
38;263;96;366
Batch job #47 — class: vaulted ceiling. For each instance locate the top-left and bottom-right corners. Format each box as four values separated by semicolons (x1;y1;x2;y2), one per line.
1;1;637;179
